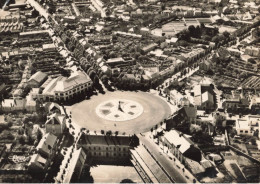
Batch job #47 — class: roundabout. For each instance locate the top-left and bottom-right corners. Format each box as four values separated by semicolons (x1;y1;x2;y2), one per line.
70;91;171;134
96;99;144;122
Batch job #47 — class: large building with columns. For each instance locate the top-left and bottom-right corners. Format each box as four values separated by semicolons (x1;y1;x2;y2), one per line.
33;70;92;102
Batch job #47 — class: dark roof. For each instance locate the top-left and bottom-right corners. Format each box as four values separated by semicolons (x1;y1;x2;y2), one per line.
240;98;249;106
183;106;197;118
0;83;6;93
29;71;47;83
78;134;131;146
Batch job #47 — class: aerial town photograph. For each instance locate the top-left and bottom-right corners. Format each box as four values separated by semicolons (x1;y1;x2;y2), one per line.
0;0;260;183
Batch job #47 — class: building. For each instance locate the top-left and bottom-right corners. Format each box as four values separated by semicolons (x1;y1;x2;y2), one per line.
235;115;260;137
36;133;58;158
193;84;215;111
201;91;214;110
236;119;254;136
141;43;158;54
25;94;38;112
245;46;260;57
60;148;87;183
199;60;211;71
163;129;202;163
45;113;66;136
249;96;260;114
27;71;48;88
78;134;136;161
1;98;26;112
28;154;48;172
0;83;6;97
45;102;65;115
36;70;92;102
162;129;214;178
170;90;190;107
222;97;249;113
166;106;197;130
106;57;126;67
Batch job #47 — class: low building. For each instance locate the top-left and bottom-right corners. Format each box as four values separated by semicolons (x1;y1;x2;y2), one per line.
236;119;254;136
36;133;58;158
28;154;48;172
106;57;126;67
25;94;38;112
245;46;260;57
1;98;26;112
122;74;141;82
222;97;249;113
250;96;260;114
141;43;158;54
27;71;48;88
199;60;211;71
0;83;6;97
42;43;56;51
45;113;66;136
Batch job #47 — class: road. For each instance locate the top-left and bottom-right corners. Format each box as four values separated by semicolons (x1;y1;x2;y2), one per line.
138;134;190;183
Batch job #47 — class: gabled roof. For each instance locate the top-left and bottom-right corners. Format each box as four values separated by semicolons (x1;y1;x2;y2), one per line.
182;106;197;118
164;129;193;154
29;71;47;83
194;85;201;97
202;91;214;104
55;71;91;92
164;129;202;162
241;98;249;106
45;113;65;126
45;102;65;115
36;133;57;156
29;153;47;168
0;83;6;93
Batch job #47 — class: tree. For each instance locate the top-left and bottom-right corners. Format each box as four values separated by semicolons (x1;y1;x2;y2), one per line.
212;36;219;43
0;130;15;140
18;135;25;144
89;71;96;81
93;75;99;85
87;67;94;76
248;58;256;64
188;25;196;36
190;124;202;134
101;75;109;85
37;129;42;141
223;31;230;38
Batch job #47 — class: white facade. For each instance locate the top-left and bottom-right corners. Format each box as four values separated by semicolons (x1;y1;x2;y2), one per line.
36;70;93;102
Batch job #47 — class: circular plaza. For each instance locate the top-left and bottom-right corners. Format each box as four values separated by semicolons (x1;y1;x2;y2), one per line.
70;91;171;134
